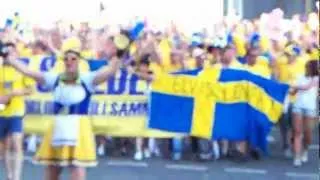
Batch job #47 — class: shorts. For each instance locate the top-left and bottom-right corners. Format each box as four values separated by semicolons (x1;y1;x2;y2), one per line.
0;116;23;139
292;107;317;118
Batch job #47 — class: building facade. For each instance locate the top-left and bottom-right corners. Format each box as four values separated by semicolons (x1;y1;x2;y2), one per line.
225;0;318;19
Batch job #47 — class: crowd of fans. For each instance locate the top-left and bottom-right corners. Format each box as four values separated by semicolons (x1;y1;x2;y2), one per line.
0;8;319;167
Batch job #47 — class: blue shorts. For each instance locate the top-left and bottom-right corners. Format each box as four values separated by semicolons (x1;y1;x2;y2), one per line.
0;116;23;139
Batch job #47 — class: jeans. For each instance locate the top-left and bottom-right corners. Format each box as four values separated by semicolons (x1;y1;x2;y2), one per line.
198;138;210;154
172;138;183;160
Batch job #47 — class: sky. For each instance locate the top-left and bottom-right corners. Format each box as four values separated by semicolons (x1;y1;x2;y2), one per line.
0;0;224;33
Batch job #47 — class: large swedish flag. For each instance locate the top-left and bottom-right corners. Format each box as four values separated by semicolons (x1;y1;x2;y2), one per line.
148;68;289;152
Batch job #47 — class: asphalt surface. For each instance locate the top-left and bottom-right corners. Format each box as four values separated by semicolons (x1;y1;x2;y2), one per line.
0;129;319;180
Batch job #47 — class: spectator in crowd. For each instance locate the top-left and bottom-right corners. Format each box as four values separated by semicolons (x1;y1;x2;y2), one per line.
276;44;308;158
131;55;159;161
245;46;271;79
291;60;318;167
0;42;33;180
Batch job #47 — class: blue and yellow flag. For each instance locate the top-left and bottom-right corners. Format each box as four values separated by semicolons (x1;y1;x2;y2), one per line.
148;68;289;152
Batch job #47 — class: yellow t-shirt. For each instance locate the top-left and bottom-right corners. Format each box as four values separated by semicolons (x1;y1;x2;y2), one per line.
276;55;308;102
185;57;213;70
158;39;171;65
17;43;32;58
28;55;47;70
149;61;182;75
0;66;34;117
233;33;246;57
309;48;319;60
214;59;244;70
276;55;307;84
256;56;270;69
185;58;196;69
81;49;96;60
259;36;271;53
245;63;271;79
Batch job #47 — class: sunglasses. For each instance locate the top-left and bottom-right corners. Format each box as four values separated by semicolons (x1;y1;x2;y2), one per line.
63;56;78;61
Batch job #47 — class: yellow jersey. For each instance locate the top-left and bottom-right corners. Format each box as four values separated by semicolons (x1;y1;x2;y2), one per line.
245;63;271;79
185;58;213;69
149;61;183;75
276;55;307;102
214;59;244;70
309;48;319;60
81;50;96;60
276;55;307;84
16;42;32;58
28;55;48;70
0;65;34;117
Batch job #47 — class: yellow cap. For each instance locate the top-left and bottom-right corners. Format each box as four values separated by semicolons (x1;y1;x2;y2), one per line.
61;37;81;52
114;34;130;50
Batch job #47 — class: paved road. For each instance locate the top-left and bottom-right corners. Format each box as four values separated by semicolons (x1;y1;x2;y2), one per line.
1;129;319;180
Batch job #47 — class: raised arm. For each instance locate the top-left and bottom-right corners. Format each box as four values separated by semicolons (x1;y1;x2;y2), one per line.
7;54;45;84
0;95;12;105
91;57;121;86
291;77;318;91
0;89;32;104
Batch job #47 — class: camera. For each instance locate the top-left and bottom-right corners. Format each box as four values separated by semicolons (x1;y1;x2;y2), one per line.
0;41;10;58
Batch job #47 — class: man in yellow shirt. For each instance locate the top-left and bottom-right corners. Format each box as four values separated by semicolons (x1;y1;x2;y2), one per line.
245;47;272;79
216;45;244;70
229;46;272;162
0;43;33;180
149;50;185;74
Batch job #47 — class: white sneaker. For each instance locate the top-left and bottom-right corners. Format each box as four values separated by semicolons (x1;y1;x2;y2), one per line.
293;158;302;167
97;145;105;156
153;148;161;157
212;141;220;160
27;135;38;153
144;149;151;159
134;151;143;161
173;152;182;161
301;151;308;163
267;135;275;143
284;148;293;159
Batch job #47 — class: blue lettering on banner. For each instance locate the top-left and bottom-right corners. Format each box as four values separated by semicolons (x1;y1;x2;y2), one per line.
110;103;118;116
44;101;54;114
107;70;128;95
101;102;108;115
24;58;151;118
118;103;129;116
38;56;57;92
129;74;144;95
89;102;99;115
108;102;148;116
30;57;146;95
128;102;148;115
25;100;41;114
26;100;148;116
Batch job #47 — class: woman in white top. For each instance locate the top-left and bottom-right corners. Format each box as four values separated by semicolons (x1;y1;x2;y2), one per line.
291;60;318;167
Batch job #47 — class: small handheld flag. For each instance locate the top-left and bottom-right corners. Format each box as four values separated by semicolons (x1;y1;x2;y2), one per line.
113;21;145;59
5;19;13;28
129;21;145;41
